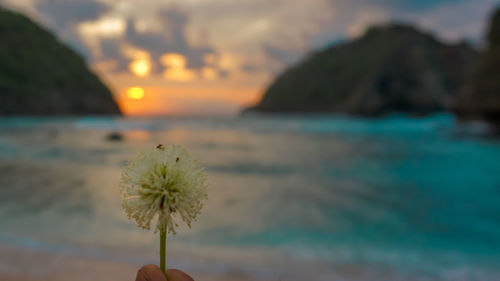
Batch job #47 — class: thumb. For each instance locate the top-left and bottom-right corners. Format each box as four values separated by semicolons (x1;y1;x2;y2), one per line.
135;265;194;281
165;269;195;281
136;265;166;281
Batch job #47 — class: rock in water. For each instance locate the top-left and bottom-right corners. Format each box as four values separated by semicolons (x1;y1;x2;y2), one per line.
0;7;121;115
247;24;477;116
455;8;500;126
106;132;124;142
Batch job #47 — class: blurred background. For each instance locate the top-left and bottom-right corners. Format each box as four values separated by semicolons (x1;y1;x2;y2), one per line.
1;0;500;280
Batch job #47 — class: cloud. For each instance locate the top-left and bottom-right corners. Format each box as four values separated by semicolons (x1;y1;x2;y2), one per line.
92;8;216;75
125;9;214;69
98;38;129;71
34;0;110;58
248;0;495;78
31;1;215;75
262;44;303;73
17;0;497;79
314;0;497;47
240;63;261;73
36;0;109;26
404;0;500;42
346;8;389;38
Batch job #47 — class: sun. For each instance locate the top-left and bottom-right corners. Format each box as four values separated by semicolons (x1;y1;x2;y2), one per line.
126;87;145;100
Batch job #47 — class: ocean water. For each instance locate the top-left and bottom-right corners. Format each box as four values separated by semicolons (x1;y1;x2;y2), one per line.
0;114;499;280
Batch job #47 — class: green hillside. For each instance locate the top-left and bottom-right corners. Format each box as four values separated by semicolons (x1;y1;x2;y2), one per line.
248;24;477;116
0;7;121;115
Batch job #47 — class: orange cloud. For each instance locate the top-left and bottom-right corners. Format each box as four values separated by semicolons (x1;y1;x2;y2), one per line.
201;67;218;80
78;18;126;38
161;53;187;68
164;68;197;82
129;59;151;77
161;53;197;82
203;53;217;65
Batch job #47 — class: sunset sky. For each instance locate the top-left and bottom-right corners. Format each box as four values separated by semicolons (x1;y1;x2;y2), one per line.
1;0;498;116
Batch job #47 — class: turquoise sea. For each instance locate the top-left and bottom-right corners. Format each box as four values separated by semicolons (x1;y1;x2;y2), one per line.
0;114;499;280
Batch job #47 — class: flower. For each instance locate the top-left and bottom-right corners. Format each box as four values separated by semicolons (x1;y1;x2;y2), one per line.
121;144;208;234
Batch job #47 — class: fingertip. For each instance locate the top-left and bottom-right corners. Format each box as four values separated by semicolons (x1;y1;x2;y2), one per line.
165;269;194;281
136;264;167;281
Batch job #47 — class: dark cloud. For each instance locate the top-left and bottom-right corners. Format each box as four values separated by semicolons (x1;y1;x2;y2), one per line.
263;44;300;63
36;0;109;26
262;44;303;73
158;9;189;52
99;38;129;71
240;63;261;73
100;8;215;74
35;0;110;59
65;35;93;60
126;9;214;69
218;69;230;79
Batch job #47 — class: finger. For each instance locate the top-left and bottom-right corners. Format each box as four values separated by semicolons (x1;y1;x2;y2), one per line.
165;269;195;281
136;264;167;281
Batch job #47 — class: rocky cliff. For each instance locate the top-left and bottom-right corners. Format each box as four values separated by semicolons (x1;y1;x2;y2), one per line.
248;24;477;116
0;7;121;115
454;8;500;126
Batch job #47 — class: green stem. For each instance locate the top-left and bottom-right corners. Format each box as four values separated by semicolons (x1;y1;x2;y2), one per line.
160;229;166;274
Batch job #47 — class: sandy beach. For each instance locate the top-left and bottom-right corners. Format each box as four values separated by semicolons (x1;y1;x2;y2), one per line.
0;242;380;281
0;242;264;281
3;240;499;281
0;241;354;281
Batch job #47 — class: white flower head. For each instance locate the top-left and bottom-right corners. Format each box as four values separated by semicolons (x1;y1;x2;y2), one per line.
121;144;208;234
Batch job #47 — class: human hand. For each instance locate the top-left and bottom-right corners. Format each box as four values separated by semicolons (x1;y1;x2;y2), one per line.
136;264;194;281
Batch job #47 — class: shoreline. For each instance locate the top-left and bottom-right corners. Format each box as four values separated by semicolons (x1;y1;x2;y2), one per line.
3;241;498;281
